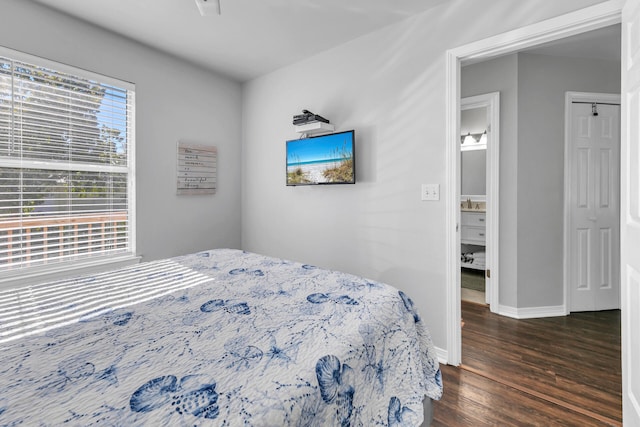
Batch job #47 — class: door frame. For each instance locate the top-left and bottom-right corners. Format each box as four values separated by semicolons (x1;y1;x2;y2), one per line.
460;93;500;310
563;91;621;314
620;0;640;423
444;1;623;366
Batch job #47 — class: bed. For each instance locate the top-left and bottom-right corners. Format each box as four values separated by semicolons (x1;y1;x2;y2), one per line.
0;248;442;426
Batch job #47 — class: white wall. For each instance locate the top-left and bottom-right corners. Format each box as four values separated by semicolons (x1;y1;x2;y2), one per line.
0;0;243;261
241;0;608;350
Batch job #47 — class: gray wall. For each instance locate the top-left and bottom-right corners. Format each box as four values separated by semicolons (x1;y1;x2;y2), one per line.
462;51;620;310
241;0;608;350
516;52;620;308
0;0;243;261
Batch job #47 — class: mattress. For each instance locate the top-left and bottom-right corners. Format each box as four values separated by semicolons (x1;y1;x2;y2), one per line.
0;248;442;426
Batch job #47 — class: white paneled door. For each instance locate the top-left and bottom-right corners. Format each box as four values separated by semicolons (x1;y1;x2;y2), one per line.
569;101;620;312
622;0;640;424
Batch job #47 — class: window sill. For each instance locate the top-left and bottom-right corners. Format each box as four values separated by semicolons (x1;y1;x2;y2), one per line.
0;254;141;292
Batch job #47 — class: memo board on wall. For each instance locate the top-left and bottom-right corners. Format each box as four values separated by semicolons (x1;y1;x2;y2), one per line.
177;141;217;195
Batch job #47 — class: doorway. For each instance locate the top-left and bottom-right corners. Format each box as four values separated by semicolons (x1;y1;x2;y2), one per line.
445;2;623;366
460;93;499;309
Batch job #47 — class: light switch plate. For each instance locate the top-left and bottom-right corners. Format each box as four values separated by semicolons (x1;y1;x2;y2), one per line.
421;184;440;201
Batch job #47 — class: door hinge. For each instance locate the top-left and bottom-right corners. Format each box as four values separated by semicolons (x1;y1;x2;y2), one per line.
486;269;491;278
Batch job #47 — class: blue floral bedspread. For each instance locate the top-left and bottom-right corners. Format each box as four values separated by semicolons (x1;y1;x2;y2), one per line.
0;249;442;426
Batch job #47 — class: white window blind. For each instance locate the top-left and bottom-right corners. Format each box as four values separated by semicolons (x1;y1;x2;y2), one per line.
0;50;135;272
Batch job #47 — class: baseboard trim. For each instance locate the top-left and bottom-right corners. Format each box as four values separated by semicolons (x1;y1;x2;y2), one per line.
435;346;448;365
498;304;566;319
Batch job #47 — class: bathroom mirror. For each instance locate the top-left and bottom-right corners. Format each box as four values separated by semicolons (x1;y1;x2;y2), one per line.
460;107;487;196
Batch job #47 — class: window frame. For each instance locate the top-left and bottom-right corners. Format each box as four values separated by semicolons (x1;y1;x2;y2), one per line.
0;47;137;289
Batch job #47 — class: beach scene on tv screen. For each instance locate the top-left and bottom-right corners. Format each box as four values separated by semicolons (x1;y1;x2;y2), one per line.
287;132;354;185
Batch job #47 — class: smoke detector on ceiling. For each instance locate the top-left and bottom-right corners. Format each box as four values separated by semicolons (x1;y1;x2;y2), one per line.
195;0;221;16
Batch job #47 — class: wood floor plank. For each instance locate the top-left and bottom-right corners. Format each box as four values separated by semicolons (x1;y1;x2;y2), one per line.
433;365;612;427
431;301;621;426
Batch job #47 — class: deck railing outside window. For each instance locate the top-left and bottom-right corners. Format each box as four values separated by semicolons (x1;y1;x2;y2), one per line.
0;212;128;268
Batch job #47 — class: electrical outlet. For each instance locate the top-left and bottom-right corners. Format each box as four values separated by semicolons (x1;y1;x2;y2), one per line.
421;184;440;201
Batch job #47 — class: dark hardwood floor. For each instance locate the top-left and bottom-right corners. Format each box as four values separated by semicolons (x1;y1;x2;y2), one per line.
432;300;622;426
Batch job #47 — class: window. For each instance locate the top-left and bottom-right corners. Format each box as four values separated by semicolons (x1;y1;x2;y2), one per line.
0;48;135;275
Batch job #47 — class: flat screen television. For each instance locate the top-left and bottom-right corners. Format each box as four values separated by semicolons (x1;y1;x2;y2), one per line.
286;130;355;186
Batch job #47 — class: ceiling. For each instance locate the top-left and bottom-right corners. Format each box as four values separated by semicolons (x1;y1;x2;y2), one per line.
31;0;451;82
30;0;621;82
